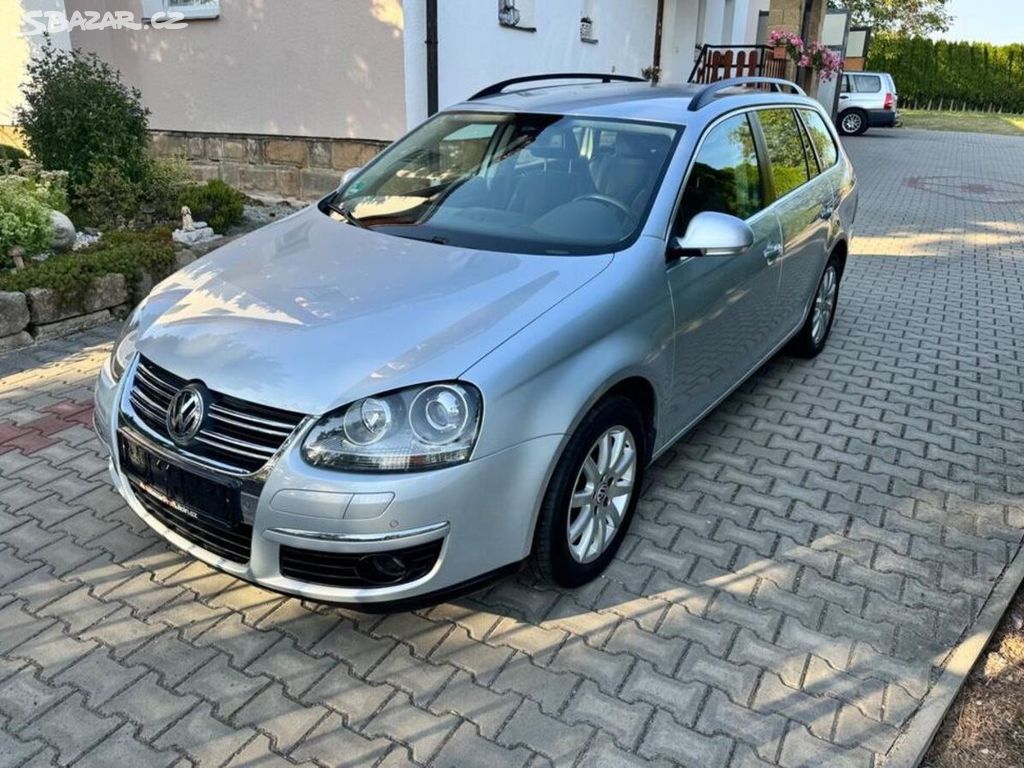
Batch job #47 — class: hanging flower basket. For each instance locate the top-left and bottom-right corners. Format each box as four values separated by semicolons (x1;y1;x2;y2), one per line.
768;29;844;82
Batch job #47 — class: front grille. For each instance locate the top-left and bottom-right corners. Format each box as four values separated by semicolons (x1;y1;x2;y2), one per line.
129;477;253;564
280;540;443;588
128;356;305;475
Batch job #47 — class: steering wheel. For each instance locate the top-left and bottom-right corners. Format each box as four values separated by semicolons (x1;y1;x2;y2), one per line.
572;193;634;221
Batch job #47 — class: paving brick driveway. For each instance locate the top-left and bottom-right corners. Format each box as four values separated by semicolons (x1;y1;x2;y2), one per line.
1;128;1023;768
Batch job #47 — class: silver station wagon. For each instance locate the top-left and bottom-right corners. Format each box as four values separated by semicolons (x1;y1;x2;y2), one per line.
94;75;857;607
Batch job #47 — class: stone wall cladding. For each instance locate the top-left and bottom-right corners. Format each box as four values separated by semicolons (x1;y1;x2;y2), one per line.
151;130;389;200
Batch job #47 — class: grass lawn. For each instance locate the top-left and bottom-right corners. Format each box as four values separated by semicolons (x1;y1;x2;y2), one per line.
901;109;1024;136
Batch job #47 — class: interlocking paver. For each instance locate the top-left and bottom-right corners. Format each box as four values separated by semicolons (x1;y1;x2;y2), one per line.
1;128;1023;765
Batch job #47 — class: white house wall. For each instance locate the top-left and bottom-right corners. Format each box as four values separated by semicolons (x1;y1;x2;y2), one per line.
405;0;662;127
64;0;408;140
404;0;770;128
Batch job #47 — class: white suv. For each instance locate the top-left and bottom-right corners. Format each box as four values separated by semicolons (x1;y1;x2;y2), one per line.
838;71;899;135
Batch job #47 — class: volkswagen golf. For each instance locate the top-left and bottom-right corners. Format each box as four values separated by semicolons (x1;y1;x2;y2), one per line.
94;74;857;607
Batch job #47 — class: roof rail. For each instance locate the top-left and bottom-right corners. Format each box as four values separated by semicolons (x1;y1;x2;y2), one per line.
468;73;646;101
688;77;806;111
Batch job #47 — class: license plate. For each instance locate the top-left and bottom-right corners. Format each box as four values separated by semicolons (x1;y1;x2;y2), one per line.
119;436;240;528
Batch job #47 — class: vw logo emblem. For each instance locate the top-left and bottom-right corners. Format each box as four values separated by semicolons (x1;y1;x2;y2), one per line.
166;384;207;445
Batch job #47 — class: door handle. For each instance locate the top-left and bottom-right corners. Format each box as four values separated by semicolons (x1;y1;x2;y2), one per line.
820;201;837;220
839;94;850;100
763;243;783;265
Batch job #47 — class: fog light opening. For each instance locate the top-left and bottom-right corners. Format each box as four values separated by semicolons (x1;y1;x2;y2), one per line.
359;553;408;584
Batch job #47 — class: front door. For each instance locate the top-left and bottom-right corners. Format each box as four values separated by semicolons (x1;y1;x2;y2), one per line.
664;112;785;437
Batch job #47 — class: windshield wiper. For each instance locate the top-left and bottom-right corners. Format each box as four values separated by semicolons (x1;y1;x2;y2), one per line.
328;201;365;228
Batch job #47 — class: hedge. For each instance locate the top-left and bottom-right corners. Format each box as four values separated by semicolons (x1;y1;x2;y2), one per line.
867;35;1024;113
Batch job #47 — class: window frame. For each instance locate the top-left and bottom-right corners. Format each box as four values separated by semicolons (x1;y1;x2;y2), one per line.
752;107;815;201
670;111;769;242
667;103;842;254
140;0;219;22
796;108;841;174
852;74;883;93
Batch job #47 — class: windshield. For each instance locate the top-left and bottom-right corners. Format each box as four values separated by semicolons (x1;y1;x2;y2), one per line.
328;112;680;255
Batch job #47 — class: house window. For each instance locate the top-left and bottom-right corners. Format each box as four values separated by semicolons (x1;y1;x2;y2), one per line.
141;0;219;22
498;0;536;31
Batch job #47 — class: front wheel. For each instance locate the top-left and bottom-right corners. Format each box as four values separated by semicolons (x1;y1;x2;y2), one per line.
788;256;841;358
532;396;645;587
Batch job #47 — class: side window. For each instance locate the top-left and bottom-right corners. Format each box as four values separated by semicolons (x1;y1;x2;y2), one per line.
854;75;882;93
800;110;839;169
840;75;851;93
676;113;764;233
757;108;811;199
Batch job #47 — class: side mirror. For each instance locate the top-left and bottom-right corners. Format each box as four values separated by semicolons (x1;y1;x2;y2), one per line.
670;211;754;258
340;167;362;186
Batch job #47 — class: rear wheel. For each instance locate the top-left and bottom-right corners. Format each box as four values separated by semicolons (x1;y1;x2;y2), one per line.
788;255;841;358
532;396;645;587
839;109;868;136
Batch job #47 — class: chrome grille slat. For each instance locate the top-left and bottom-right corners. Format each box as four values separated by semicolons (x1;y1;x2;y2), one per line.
195;431;276;459
209;403;297;432
207;410;293;438
135;363;178;396
126;356;306;475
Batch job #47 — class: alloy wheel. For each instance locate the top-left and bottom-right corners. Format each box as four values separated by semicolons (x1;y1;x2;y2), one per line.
811;265;838;345
566;425;637;563
841;113;863;134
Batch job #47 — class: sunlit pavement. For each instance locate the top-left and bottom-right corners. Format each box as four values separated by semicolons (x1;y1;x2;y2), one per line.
1;127;1022;767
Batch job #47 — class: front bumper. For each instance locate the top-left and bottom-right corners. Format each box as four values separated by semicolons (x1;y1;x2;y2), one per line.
94;360;560;606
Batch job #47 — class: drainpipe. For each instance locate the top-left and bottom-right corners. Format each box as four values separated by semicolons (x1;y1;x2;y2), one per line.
426;0;439;116
652;0;665;82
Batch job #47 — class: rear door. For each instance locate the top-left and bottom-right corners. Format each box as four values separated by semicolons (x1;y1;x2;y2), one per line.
663;112;784;435
752;107;834;334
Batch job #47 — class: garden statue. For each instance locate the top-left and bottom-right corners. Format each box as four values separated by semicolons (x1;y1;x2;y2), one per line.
181;206;195;231
8;246;25;270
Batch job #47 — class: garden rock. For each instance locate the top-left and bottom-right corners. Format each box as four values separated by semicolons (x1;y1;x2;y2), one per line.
0;331;33;353
73;230;101;251
49;210;76;252
27;273;127;324
0;292;30;336
173;222;220;247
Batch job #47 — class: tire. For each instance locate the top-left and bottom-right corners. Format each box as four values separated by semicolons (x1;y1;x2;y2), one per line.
532;395;646;587
838;109;868;136
788;254;841;359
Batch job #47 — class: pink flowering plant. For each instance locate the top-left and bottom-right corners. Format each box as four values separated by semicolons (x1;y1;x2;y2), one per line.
769;29;844;82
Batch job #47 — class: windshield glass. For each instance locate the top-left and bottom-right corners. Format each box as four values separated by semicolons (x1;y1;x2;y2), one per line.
329;112;680;255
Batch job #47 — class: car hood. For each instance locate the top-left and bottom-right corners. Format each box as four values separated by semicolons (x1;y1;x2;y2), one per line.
136;206;611;415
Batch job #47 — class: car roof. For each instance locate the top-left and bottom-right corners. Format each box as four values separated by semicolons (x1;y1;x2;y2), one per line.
450;81;827;127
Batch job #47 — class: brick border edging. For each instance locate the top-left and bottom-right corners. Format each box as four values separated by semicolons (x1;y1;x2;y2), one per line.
882;541;1024;767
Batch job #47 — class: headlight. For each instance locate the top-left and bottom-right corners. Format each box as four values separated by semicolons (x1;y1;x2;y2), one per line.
302;382;482;472
109;311;140;381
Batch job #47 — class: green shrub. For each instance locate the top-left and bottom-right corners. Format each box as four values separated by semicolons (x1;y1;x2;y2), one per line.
145;156;194;221
0;175;55;258
71;155;194;230
15;42;150;189
72;163;141;229
178;179;245;233
0;229;176;310
0;145;28;162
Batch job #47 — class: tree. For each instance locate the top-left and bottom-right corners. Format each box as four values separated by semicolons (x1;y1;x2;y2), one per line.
829;0;953;36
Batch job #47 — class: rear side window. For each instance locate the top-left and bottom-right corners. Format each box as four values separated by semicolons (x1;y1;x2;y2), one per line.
757;108;811;198
800;110;839;170
853;75;882;93
676;113;764;232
